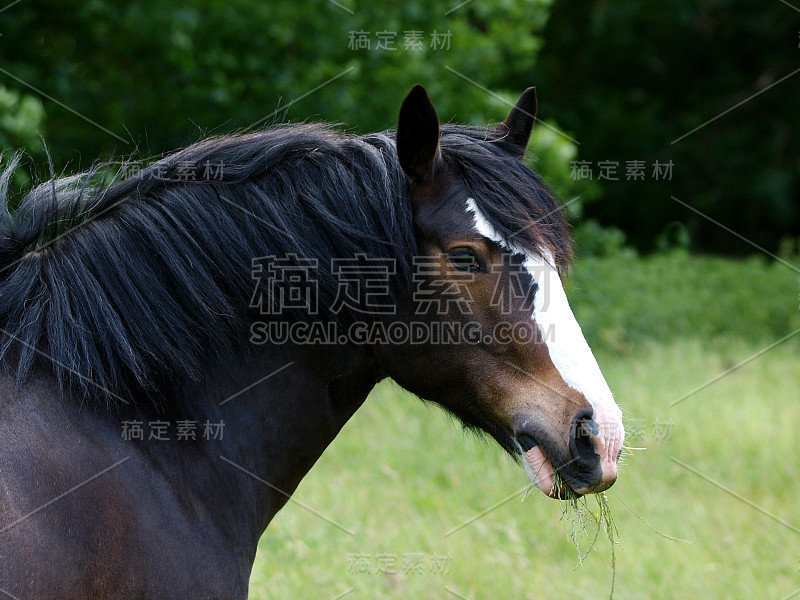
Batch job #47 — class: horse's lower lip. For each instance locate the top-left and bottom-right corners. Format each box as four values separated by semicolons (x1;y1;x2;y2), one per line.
521;444;579;499
522;444;555;496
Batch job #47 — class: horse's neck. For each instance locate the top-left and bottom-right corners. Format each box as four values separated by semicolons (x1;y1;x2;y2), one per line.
187;341;383;543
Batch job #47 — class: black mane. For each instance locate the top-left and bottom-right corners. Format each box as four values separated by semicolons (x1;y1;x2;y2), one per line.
0;123;571;402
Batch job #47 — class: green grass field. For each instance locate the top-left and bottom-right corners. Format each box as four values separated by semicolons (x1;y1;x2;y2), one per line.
248;336;800;599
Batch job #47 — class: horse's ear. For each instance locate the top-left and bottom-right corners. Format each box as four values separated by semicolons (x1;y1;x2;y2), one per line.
396;84;441;183
498;87;537;157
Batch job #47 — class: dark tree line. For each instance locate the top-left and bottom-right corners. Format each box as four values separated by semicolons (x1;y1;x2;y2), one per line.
1;0;797;256
533;0;800;255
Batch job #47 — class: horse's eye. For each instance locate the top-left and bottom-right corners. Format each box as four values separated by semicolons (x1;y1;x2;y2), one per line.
448;248;482;272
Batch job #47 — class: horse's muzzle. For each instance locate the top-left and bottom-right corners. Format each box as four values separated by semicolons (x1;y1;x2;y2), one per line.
516;406;623;497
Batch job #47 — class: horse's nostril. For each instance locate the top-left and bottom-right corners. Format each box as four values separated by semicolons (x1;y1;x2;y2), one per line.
570;408;598;464
517;433;538;452
563;408;619;493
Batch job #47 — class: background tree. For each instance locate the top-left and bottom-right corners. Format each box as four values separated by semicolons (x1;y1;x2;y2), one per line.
533;0;800;255
2;0;797;256
0;0;569;182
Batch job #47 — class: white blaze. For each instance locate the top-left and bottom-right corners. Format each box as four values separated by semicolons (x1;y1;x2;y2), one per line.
466;198;624;457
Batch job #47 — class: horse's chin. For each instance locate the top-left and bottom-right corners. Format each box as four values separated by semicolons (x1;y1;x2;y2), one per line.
522;446;575;500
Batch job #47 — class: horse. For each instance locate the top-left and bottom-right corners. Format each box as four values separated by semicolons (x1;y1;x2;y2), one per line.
0;85;624;598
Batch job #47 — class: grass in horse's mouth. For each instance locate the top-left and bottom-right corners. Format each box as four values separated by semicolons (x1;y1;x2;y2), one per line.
542;472;619;599
517;434;619;596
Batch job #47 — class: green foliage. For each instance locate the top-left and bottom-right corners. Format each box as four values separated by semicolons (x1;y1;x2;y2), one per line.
573;219;630;258
0;85;45;152
0;0;556;169
0;0;597;238
567;251;800;352
0;85;45;189
2;1;795;259
527;121;600;215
